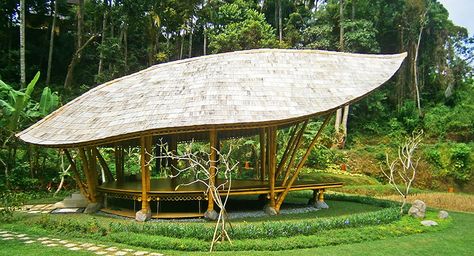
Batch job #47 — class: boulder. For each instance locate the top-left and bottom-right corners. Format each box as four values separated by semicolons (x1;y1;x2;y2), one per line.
408;200;426;218
316;201;329;209
421;220;438;226
263;204;278;216
84;202;102;214
438;210;449;219
204;209;219;220
135;209;151;222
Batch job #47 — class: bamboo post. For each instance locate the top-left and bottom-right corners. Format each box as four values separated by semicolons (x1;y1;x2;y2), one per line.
281;120;308;186
64;149;90;201
78;148;97;203
136;136;152;221
205;129;218;220
93;147;114;182
115;146;124;183
259;128;266;181
275;115;332;211
264;126;278;215
269;127;276;206
275;123;299;179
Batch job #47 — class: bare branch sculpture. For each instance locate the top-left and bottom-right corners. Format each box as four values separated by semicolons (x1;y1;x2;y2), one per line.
148;140;239;252
381;130;423;214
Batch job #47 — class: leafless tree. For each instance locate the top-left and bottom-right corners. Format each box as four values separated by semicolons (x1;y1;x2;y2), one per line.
149;140;239;251
381;130;423;214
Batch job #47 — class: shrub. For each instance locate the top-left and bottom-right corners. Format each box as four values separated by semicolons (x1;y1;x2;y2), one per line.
31;194;400;241
450;143;472;182
0;191;27;222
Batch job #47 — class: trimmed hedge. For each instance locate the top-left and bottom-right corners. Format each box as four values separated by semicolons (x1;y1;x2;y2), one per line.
33;194;400;240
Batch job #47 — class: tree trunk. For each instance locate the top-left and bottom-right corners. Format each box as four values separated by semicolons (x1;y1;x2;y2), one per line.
97;0;108;77
339;0;344;51
46;0;58;85
20;0;26;88
188;18;193;58
64;35;96;88
413;11;426;117
351;0;356;20
64;0;85;88
278;0;282;43
341;105;349;146
179;33;184;60
203;27;207;56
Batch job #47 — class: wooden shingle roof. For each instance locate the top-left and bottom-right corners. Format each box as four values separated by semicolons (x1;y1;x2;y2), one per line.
17;49;406;148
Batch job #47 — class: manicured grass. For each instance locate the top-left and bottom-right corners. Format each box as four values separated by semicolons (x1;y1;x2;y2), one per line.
0;210;459;255
0;240;91;256
333;184;425;197
299;171;380;186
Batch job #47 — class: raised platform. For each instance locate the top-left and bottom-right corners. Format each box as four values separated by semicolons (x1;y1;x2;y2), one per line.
98;178;343;201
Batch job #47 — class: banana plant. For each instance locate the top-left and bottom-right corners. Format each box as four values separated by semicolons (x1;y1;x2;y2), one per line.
0;72;60;137
0;72;40;133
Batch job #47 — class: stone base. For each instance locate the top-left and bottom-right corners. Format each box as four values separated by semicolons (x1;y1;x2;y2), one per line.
308;198;329;209
84;202;102;214
315;200;329;209
135;209;152;222
54;191;89;209
264;204;278;216
204;209;218;221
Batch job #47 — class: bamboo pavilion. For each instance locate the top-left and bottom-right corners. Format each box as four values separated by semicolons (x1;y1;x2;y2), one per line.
17;49;406;221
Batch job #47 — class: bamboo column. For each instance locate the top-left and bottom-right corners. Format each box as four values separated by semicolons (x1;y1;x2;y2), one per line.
93;147;114;182
259;128;266;181
264;126;278;215
275;115;332;211
136;136;152;221
205;129;218;220
78;148;97;203
64;149;90;201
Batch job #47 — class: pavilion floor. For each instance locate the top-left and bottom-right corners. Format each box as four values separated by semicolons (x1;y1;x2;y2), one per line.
97;178;342;219
97;178;343;197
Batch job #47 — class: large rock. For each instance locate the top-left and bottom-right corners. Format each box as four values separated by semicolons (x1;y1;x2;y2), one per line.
438;210;449;219
204;209;218;220
84;202;102;214
263;204;278;216
408;200;426;218
135;209;151;222
53;192;88;208
421;220;438;226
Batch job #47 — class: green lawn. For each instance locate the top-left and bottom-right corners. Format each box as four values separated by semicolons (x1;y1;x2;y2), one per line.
1;211;472;255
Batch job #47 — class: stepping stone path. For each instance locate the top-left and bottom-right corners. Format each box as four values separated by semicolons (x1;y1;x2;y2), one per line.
19;204;57;214
0;229;164;256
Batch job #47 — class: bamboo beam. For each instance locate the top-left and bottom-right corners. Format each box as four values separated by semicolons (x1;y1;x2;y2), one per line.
275;122;300;179
93;147;114;182
139;136;152;215
281;120;308;186
259;128;266;181
275;115;332;211
78;148;97;203
115;146;124;183
268;127;277;208
64;149;90;201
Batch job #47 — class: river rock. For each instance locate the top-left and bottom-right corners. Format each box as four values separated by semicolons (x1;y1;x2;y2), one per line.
421;220;438;226
438;210;449;219
408;200;426;218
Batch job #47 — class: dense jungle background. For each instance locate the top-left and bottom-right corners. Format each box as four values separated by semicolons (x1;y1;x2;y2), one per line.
1;0;473;196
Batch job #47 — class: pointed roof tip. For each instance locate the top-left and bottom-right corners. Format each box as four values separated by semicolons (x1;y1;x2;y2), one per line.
18;49;406;148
